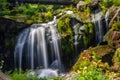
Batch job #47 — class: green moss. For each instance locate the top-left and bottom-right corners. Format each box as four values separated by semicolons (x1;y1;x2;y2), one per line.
83;23;94;48
73;7;91;22
72;45;114;71
45;11;53;22
57;14;73;54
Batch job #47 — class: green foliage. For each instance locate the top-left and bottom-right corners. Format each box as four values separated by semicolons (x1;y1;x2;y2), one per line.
99;0;120;11
91;51;101;62
113;0;120;6
100;0;113;7
84;0;93;3
72;51;115;80
45;11;53;22
111;21;120;31
6;70;62;80
0;0;9;7
0;0;11;16
83;23;94;48
37;5;47;12
23;8;36;16
1;3;62;23
72;66;106;80
57;15;73;54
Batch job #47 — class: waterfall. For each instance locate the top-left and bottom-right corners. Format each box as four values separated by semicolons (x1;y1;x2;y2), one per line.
14;17;64;72
14;28;29;72
27;26;48;70
92;9;108;45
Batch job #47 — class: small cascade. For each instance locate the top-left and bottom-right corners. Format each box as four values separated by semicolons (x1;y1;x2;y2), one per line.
92;9;108;45
73;23;81;55
92;9;103;44
105;10;109;31
14;17;64;73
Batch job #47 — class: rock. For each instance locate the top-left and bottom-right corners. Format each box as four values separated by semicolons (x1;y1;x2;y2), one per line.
0;17;30;71
61;71;78;80
50;60;65;72
27;69;59;78
27;71;37;78
104;31;120;48
87;0;101;10
76;1;85;10
0;71;12;80
36;69;59;78
72;45;115;71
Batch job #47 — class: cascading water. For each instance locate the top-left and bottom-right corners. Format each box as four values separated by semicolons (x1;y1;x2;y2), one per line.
14;28;29;72
105;10;109;31
92;9;104;44
73;23;83;55
92;9;109;45
14;17;64;73
27;26;48;70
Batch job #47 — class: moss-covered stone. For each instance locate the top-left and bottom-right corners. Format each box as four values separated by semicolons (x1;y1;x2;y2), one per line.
72;45;115;71
57;14;73;54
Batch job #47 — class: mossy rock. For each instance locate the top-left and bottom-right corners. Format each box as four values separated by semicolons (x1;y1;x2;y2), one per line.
72;45;115;71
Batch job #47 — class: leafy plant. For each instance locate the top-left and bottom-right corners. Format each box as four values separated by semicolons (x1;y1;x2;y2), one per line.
71;50;114;80
45;11;53;22
0;0;10;16
71;66;107;80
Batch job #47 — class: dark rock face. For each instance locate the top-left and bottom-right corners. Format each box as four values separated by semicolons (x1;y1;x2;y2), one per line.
0;17;30;71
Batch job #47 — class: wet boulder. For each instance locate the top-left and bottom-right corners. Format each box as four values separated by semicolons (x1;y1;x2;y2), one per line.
36;69;59;78
27;68;59;78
